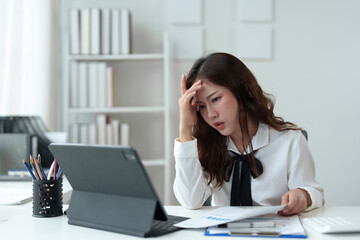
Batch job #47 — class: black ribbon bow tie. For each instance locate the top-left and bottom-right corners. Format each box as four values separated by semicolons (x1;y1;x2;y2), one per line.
228;150;263;206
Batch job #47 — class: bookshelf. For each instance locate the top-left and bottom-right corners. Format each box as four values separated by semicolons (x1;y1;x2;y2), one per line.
61;5;172;203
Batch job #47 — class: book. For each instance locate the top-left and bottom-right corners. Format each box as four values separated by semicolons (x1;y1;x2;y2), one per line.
69;8;80;55
98;62;107;107
106;66;114;107
7;168;49;178
80;8;90;55
121;9;130;54
78;62;88;107
69;123;80;143
80;124;89;144
106;123;113;145
101;9;111;55
90;8;100;55
111;120;120;145
96;114;107;145
111;9;121;55
88;123;97;144
70;61;79;107
7;169;32;178
120;123;130;146
88;62;98;107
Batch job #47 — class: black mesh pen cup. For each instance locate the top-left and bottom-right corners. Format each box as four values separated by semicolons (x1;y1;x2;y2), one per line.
32;178;63;217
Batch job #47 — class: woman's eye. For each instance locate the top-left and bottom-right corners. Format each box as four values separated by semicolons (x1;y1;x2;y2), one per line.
212;97;220;103
198;105;205;110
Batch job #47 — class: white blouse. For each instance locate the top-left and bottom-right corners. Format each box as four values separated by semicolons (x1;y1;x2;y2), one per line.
173;123;325;210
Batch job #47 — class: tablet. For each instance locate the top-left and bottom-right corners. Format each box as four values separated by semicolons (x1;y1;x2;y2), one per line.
48;143;186;237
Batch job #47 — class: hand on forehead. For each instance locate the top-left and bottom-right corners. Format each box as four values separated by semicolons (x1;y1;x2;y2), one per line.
194;80;215;102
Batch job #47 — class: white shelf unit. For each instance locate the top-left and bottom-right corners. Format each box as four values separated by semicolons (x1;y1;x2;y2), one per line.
62;33;172;203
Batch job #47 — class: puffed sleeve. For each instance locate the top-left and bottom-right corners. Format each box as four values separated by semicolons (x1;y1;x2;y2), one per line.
287;132;325;211
173;138;212;209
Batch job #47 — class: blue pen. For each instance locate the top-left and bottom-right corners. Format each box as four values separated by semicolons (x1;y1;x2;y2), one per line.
55;166;61;177
21;158;36;180
56;169;63;180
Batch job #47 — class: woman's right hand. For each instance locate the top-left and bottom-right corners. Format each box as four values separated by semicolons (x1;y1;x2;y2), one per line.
178;74;202;142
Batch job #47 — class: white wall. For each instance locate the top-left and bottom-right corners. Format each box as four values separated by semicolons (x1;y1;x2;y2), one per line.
252;1;360;206
169;0;360;206
58;0;360;206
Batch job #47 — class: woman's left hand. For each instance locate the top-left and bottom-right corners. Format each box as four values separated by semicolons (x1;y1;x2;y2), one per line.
278;188;312;216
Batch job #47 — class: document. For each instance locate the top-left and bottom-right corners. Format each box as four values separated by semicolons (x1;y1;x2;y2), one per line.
0;188;32;205
174;205;285;228
205;214;306;238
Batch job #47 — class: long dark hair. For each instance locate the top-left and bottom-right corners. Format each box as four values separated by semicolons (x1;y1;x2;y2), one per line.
186;52;300;188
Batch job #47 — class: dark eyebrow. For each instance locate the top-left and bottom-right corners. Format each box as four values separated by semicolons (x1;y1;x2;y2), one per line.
195;91;218;104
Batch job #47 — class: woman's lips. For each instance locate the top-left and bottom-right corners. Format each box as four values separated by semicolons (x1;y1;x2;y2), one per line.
214;122;225;130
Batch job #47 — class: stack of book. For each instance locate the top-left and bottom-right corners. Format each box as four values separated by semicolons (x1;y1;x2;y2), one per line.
69;114;130;146
70;61;114;108
69;8;131;55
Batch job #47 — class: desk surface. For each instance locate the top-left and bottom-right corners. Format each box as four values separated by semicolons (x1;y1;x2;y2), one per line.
1;181;360;239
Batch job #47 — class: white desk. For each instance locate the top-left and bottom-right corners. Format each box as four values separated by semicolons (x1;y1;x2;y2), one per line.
1;204;360;239
1;181;360;239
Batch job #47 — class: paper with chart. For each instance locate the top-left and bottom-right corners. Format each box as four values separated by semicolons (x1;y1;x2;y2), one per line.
174;205;285;228
206;214;306;237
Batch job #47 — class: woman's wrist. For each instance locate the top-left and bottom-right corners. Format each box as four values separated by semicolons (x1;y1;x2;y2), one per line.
179;125;193;142
298;188;312;207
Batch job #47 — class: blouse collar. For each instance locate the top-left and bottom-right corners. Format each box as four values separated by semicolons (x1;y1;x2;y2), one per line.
227;122;270;154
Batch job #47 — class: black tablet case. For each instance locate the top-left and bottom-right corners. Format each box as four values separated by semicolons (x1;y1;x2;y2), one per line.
48;144;168;237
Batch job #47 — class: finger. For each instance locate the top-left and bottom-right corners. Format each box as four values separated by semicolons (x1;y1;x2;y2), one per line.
181;90;197;105
191;97;197;107
186;79;202;93
278;206;295;216
285;194;296;209
278;193;290;215
181;74;187;96
281;192;289;205
282;195;302;216
181;81;202;102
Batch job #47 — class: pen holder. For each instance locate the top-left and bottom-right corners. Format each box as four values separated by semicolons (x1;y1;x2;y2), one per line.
32;178;63;217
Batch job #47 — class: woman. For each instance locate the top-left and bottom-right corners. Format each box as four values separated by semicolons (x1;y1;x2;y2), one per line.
173;52;324;215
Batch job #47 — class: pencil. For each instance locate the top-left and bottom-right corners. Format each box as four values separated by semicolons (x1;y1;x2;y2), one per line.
56;169;63;180
55;166;61;178
21;158;36;180
30;157;40;180
36;155;47;179
32;155;44;180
